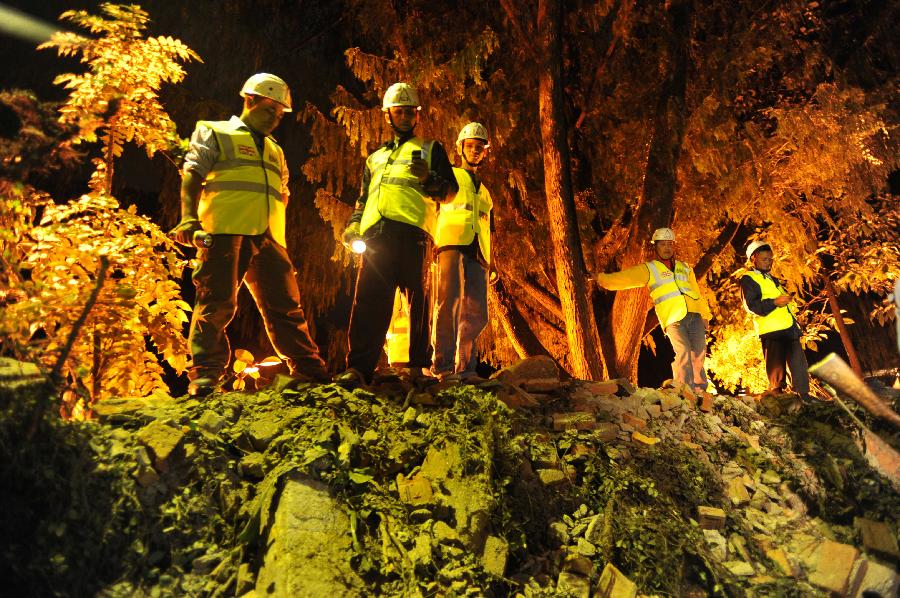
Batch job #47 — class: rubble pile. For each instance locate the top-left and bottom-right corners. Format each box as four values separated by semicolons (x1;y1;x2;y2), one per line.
1;355;898;597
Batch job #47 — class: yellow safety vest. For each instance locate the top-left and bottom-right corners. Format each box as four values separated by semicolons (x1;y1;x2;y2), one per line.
196;119;287;246
360;137;437;236
745;270;796;336
645;260;699;328
434;168;493;263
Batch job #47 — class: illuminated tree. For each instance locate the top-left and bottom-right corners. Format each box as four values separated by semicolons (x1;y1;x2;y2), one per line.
0;5;198;414
300;0;898;382
38;3;200;195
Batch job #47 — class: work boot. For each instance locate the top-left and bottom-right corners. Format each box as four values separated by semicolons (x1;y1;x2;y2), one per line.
188;376;217;397
333;368;367;389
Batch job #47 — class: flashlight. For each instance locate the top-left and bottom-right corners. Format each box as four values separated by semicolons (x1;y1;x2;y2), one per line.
193;230;213;248
350;238;367;254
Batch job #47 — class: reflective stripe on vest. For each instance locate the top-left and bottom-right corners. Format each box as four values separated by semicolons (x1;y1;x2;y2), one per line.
745;270;795;335
434;167;493;262
197;120;287;246
360;138;437;236
645;260;698;328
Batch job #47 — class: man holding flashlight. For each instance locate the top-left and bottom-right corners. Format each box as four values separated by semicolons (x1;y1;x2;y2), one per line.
170;73;328;396
336;82;458;386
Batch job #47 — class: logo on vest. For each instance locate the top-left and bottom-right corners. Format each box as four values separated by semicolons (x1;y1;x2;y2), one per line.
661;271;673;278
238;145;256;157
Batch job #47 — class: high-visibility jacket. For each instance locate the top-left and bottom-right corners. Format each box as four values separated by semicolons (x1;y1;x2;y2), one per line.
645;260;702;328
196;118;288;246
595;260;711;328
744;270;796;336
360;137;437;236
434;168;493;262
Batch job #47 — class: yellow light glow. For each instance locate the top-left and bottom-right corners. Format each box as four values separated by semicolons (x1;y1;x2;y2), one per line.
0;4;62;43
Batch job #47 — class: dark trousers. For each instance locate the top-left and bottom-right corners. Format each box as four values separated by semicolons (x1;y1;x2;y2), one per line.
189;233;326;380
347;220;432;380
432;248;488;375
761;333;809;396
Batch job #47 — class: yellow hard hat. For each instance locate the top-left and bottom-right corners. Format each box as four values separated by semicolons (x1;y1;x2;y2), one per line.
456;122;490;155
240;73;292;112
651;227;675;243
382;82;421;111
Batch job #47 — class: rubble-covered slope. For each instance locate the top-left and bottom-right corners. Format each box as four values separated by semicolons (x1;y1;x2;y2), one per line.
1;356;898;597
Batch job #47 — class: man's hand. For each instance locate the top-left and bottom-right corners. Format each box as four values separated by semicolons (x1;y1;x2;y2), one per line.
342;221;361;246
170;218;202;246
409;157;429;183
774;294;791;307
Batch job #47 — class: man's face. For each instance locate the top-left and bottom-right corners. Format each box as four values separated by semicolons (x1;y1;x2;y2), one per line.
752;249;774;271
461;138;488;166
386;105;418;133
247;96;285;134
654;240;675;260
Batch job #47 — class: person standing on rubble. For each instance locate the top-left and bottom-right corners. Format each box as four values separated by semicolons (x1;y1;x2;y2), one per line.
170;73;328;396
592;228;712;392
335;82;458;387
431;122;494;382
741;241;812;402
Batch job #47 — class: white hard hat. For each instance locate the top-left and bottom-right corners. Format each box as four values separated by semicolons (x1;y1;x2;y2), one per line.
746;240;772;260
456;122;490;154
651;227;675;243
382;82;421;111
240;73;292;112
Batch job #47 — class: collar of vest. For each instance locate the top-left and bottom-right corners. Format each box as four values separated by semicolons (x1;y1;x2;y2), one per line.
219;115;277;142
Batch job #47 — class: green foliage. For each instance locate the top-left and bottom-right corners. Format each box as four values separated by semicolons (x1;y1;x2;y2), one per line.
0;184;191;405
39;3;201;194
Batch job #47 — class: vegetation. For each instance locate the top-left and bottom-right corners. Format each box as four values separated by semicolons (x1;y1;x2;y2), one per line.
1;4;198;413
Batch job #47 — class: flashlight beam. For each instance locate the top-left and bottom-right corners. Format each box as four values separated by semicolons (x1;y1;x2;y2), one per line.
0;4;62;44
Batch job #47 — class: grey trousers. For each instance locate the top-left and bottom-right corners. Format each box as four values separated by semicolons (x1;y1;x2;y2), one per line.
432;249;488;375
664;311;708;391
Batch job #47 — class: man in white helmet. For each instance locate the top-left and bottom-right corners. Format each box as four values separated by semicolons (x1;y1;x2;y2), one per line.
170;73;328;396
335;82;458;386
741;241;811;401
592;228;712;392
431;122;494;381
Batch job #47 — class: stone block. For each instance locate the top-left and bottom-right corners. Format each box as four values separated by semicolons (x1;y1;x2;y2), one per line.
723;561;754;576
855;517;900;558
136;420;185;470
621;413;647;430
538;468;568;486
698;393;715;412
255;474;365;596
765;548;796;577
522;377;565;393
808;540;859;595
557;571;591;598
396;473;433;505
726;477;751;506
585;380;620;395
631;431;660;445
481;535;508;576
493;355;559;384
698;506;726;530
595;422;620;442
852;558;899;598
595;562;637;598
659;393;683;412
552;412;597;431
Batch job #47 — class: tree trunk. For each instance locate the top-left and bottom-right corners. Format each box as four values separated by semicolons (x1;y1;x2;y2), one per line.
605;0;693;381
536;0;605;380
823;275;864;377
490;278;557;360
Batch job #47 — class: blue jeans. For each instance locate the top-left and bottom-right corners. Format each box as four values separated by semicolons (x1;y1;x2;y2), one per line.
432;248;488;375
664;312;708;391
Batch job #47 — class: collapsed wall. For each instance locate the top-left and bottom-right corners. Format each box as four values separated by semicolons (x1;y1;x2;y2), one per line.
1;355;898;597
